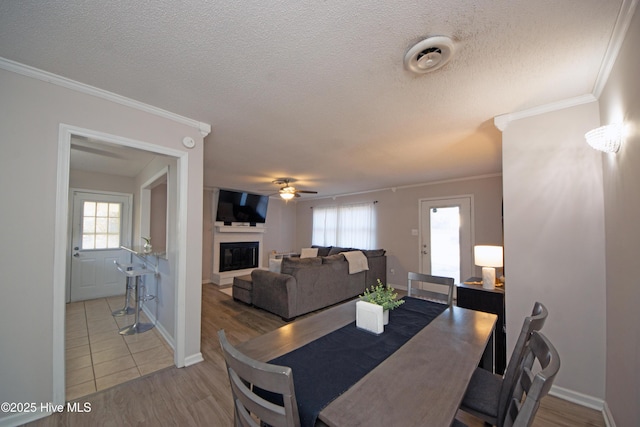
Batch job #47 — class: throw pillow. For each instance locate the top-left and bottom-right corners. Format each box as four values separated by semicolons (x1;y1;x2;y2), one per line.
328;246;354;255
312;245;332;257
300;247;319;258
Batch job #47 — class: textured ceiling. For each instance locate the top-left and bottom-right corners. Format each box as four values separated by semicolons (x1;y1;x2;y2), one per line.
0;1;624;197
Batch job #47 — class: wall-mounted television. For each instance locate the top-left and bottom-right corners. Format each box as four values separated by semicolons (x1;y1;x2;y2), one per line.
216;189;269;224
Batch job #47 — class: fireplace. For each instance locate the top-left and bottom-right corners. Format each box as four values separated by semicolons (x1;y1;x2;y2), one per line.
212;224;265;286
219;241;259;272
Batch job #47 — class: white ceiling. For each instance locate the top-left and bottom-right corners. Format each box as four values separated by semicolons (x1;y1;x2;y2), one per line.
70;136;159;178
0;1;625;197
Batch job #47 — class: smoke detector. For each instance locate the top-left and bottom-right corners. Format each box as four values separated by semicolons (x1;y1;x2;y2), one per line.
404;36;455;73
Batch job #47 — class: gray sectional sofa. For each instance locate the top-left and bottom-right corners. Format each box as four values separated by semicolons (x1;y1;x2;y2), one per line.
249;246;386;320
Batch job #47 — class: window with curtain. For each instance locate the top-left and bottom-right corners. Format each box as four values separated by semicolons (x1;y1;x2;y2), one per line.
312;202;376;249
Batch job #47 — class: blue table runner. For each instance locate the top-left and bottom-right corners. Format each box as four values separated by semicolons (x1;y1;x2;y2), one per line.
262;297;448;427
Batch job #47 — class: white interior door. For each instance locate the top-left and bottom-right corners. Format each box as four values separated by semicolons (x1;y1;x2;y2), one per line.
419;196;473;287
69;191;132;302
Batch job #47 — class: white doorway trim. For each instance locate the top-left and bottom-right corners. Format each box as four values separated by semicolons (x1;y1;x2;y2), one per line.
53;123;191;405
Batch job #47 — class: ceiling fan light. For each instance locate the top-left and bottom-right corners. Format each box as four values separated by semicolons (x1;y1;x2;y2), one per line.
280;192;295;200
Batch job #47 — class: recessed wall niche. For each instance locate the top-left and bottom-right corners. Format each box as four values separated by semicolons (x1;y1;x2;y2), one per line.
141;166;168;253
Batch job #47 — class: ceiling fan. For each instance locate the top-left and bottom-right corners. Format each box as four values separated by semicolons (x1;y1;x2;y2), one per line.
271;178;318;200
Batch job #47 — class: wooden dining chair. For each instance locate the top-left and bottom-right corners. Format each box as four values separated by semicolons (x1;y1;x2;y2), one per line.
407;272;455;306
503;331;560;427
218;330;301;427
459;302;548;427
453;330;560;427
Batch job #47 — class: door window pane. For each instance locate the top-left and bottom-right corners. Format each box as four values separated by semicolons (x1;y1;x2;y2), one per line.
81;201;122;249
430;206;461;283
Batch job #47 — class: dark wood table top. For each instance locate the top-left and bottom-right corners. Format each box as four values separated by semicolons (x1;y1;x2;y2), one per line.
237;300;496;427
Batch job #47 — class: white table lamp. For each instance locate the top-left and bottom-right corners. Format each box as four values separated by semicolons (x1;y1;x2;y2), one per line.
474;245;503;290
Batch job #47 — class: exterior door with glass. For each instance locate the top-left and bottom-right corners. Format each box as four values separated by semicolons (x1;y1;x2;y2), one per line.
69;191;132;302
419;196;473;288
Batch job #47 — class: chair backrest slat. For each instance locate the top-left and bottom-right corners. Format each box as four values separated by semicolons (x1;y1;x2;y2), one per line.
407;272;455;306
218;330;301;427
503;331;560;427
497;302;548;426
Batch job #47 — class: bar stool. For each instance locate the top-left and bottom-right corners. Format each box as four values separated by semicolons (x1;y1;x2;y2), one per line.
112;261;139;317
118;268;156;335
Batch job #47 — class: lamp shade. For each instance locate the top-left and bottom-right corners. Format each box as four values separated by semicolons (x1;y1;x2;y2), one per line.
585;123;623;153
474;245;503;267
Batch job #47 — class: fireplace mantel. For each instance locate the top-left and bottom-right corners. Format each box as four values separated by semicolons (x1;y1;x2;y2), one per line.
215;225;266;233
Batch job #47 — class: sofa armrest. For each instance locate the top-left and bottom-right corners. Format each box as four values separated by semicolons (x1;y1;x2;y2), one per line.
365;255;387;288
251;270;297;320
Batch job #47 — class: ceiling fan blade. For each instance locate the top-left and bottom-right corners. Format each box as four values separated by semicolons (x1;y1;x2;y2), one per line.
296;190;318;194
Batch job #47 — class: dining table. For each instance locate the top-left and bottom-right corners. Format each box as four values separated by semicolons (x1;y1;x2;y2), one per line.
236;297;497;427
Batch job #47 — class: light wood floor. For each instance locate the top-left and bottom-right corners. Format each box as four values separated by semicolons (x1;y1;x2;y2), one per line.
29;285;605;426
65;297;174;401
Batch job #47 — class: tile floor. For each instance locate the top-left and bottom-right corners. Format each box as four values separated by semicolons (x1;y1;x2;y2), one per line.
65;296;174;401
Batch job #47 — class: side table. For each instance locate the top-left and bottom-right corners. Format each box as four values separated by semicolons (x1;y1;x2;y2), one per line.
456;278;506;374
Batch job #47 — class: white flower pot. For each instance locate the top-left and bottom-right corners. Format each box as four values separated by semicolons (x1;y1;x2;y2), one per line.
356;301;384;335
383;309;389;325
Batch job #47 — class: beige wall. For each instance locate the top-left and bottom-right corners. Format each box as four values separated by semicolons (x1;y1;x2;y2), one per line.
599;5;640;426
262;197;297;262
0;67;205;425
294;175;503;288
502;101;606;400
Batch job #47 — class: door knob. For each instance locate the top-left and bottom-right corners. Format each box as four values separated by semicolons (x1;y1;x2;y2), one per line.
73;253;80;257
422;250;428;255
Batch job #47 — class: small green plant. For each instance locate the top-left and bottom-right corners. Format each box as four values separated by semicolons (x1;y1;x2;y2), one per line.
142;237;151;244
359;279;404;311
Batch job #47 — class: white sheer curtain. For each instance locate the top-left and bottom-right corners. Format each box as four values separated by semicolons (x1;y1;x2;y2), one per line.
312;202;376;249
312;205;338;246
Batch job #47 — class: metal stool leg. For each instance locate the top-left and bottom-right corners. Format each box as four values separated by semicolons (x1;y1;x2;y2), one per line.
112;275;136;316
119;275;154;335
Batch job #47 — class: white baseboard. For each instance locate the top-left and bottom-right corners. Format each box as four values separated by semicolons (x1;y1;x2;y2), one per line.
184;352;204;367
389;282;404;290
547;386;617;427
549;384;604;410
141;306;203;367
141;306;175;350
602;401;617;427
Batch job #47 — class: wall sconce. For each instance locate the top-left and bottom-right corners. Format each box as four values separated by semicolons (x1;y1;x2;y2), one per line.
474;245;503;290
585;123;624;153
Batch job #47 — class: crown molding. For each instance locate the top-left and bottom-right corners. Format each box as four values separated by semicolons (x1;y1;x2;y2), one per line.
0;57;211;137
593;0;639;98
304;173;503;201
495;0;638;132
494;94;597;131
